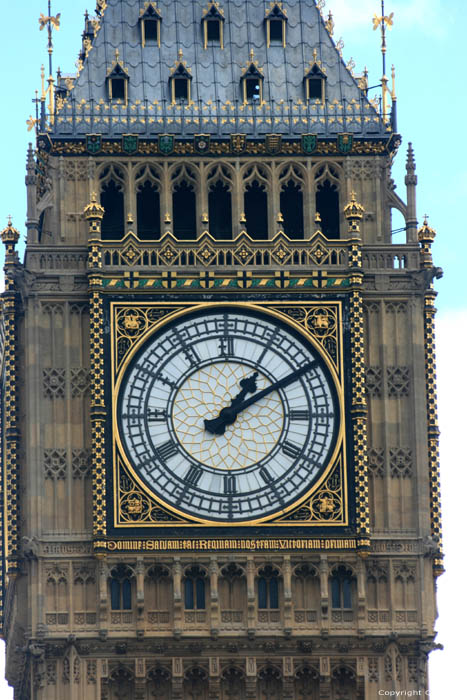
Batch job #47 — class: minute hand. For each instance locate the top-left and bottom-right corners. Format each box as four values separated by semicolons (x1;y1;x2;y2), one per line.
204;360;319;436
238;360;319;412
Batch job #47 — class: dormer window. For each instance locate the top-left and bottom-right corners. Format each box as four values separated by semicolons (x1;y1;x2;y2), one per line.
304;63;326;103
265;3;287;48
174;77;189;101
139;2;162;48
246;78;261;101
169;53;193;103
111;77;125;100
202;2;225;49
106;53;129;103
241;53;264;104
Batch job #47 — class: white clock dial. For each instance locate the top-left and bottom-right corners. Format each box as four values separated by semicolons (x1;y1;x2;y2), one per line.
117;307;340;523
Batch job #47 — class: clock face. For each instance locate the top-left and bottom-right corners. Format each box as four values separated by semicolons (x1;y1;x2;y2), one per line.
116;307;341;523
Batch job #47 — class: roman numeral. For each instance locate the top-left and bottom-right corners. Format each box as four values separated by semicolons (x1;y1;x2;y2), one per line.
156;440;178;462
290;410;310;421
219;336;235;356
282;440;302;459
259;467;273;484
185;465;202;486
224;475;237;494
147;408;167;422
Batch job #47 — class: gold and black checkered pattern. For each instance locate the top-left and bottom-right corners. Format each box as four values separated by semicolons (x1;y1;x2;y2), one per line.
349;288;371;550
344;192;364;269
0;221;21;584
84;193;104;270
424;293;444;575
89;284;107;537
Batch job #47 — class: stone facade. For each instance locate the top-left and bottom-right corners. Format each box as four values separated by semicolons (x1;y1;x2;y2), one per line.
0;2;442;698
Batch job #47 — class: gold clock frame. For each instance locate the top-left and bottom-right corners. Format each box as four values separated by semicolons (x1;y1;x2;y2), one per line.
108;300;349;529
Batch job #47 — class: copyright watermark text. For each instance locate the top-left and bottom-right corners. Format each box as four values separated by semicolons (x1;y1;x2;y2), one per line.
378;692;429;697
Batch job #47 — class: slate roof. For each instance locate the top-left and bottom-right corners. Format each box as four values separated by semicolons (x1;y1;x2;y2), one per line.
52;0;387;138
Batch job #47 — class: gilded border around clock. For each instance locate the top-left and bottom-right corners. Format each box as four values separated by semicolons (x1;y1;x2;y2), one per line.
110;300;349;528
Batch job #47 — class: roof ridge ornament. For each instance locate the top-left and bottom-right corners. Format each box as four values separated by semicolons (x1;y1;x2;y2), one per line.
202;1;225;19
325;11;334;36
265;2;288;19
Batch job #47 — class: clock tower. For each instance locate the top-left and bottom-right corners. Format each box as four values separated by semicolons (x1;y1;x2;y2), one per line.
1;1;443;698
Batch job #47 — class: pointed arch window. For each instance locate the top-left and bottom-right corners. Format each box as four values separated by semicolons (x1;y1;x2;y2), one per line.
106;53;129;103
136;166;161;240
184;566;206;610
169;56;193;103
139;2;162;47
315;165;340;239
100;166;125;240
244;182;268;239
279;167;304;239
330;565;354;610
172;165;198;240
265;3;288;47
257;565;280;609
202;2;225;49
207;165;233;239
109;564;134;611
305;56;327;103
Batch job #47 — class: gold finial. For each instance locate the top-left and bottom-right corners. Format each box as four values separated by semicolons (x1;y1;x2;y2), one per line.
344;192;365;220
240;212;247;223
39;12;61;31
178;49;183;61
164;212;171;224
277;212;284;224
391;64;397;100
1;217;20;245
250;49;255;62
315;212;322;224
418;215;436;242
115;48;120;62
373;2;395;123
83;192;105;220
312;48;318;63
38;3;60;114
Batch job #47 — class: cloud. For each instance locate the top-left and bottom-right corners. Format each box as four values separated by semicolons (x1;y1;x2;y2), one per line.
329;0;445;38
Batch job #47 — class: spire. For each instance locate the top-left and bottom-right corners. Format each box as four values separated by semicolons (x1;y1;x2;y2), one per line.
25;144;39;244
405;143;418;243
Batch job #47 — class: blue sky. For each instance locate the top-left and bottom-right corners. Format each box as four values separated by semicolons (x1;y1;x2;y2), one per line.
0;1;465;697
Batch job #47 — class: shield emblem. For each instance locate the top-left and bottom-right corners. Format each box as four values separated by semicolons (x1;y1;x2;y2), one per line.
265;134;282;154
37;133;53;153
86;134;101;154
122;134;139;155
194;134;210;154
301;133;317;154
337;133;353;154
230;134;246;154
237;271;252;288
159;134;174;155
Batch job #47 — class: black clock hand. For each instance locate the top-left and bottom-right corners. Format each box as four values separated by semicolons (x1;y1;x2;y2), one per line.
203;372;258;436
204;360;318;436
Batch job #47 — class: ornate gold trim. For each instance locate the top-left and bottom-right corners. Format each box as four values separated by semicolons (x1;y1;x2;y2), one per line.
110;300;348;529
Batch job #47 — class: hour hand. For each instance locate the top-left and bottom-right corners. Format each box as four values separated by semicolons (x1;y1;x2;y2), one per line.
204;372;258;436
